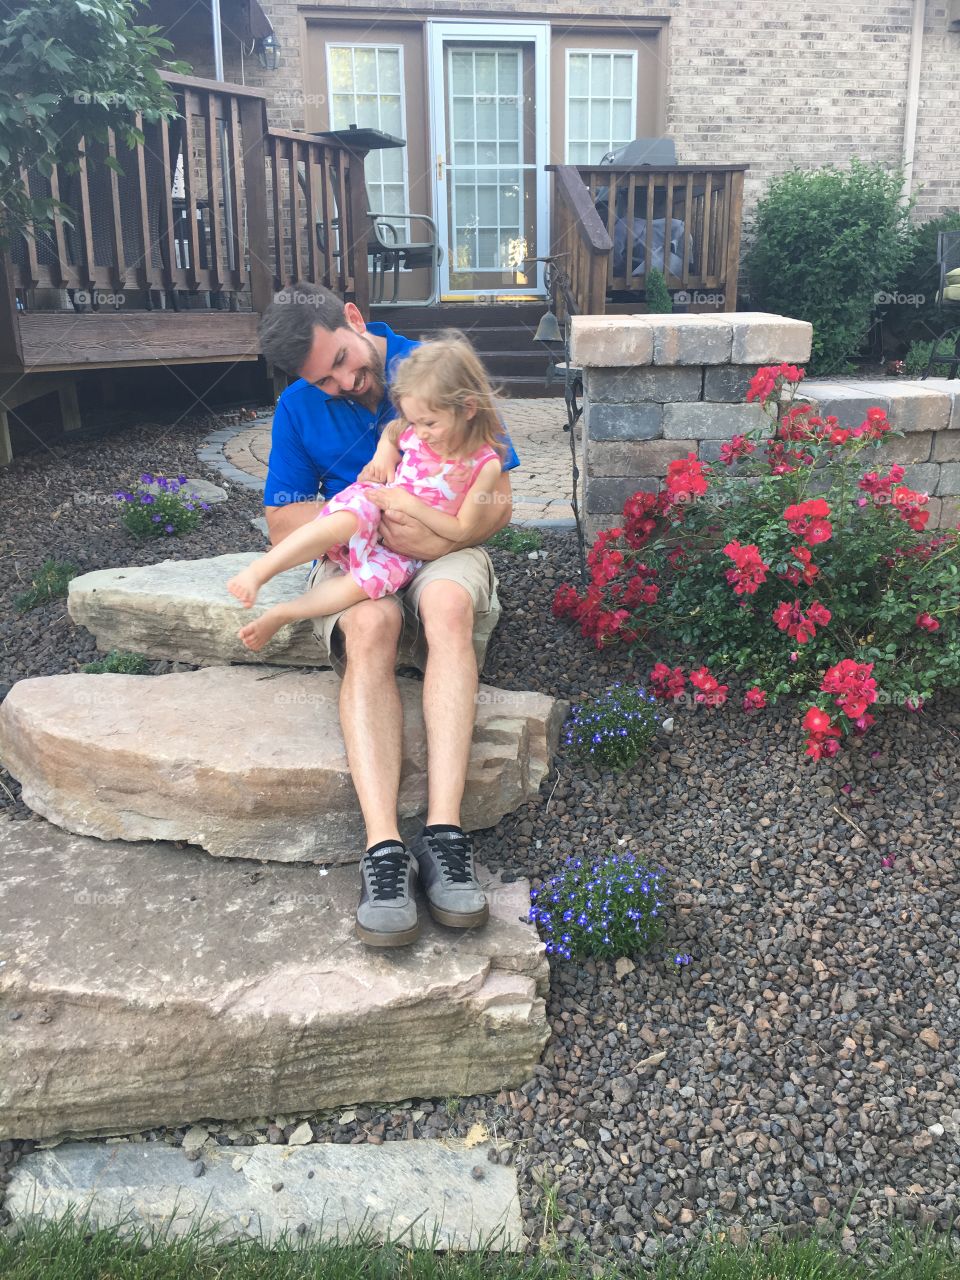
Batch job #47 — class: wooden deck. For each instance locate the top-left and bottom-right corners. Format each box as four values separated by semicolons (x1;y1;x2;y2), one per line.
0;67;748;458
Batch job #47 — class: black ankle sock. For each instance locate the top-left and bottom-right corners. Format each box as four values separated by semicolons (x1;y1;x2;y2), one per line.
366;838;404;856
425;824;463;837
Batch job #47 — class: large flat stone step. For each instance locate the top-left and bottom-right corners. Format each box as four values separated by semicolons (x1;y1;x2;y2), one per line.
5;1138;524;1250
66;554;501;670
0;666;565;862
0;817;548;1141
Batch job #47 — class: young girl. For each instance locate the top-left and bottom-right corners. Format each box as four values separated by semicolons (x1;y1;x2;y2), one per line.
226;334;506;649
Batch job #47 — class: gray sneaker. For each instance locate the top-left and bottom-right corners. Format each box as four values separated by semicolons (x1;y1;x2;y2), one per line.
355;843;419;947
410;829;489;929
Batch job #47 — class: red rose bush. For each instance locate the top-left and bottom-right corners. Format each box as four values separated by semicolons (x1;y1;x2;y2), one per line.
553;365;960;761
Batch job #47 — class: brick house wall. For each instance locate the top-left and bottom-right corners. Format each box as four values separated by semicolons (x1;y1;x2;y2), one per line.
171;0;959;231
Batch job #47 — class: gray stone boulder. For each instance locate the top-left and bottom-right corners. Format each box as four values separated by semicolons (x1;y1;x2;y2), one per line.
0;817;548;1141
0;666;565;862
67;554;501;670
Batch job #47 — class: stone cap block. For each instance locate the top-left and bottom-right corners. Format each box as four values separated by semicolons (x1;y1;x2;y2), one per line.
651;315;733;366
569;315;654;368
572;312;811;370
729;313;812;364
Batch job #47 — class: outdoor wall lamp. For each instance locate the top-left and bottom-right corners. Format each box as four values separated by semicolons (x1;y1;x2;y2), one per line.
257;32;281;71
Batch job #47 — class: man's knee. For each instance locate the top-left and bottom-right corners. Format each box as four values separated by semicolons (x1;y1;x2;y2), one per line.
418;582;475;646
337;599;402;660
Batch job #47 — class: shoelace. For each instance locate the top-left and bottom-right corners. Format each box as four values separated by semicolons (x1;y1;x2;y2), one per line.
364;847;410;901
426;832;474;885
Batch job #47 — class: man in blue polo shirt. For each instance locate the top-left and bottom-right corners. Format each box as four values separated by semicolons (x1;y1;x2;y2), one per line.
258;283;520;949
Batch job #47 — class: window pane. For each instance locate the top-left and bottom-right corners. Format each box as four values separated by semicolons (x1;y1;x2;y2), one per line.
478;185;498;224
380;94;402;133
330;93;354;127
329;48;353;92
456;185;476;220
356;94;379;126
354;48;377;93
450;52;473;90
475;52;496;94
568;98;588;140
499;142;519;164
591;54;611;97
612;54;634;97
476;99;496;139
454;140;476;165
568;142;589;165
612;99;633;140
498;98;519;139
590;100;608;138
478;228;498;268
453;97;473;137
568;54;588;97
378;49;401;93
500;186;519;227
498;52;519;94
477;141;498;164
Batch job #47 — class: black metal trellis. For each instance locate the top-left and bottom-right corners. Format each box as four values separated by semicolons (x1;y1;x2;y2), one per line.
541;258;588;582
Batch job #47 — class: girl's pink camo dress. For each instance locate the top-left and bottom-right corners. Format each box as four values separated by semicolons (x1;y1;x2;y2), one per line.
318;426;499;600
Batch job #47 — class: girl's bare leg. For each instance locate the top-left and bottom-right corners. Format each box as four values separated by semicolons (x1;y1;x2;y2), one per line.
238;569;370;651
227;510;359;606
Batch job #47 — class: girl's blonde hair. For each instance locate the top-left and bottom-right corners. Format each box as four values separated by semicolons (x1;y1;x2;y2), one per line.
388;330;507;461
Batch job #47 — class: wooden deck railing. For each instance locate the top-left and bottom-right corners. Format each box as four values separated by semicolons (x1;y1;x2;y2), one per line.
2;70;370;370
549;165;613;319
265;128;369;313
548;163;747;313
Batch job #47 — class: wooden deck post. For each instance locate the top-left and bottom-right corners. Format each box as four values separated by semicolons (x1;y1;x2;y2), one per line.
239;96;274;317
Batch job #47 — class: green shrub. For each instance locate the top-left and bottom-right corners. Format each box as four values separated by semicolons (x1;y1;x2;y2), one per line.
529;851;666;960
14;558;78;611
903;339;934;378
115;473;209;539
645;266;673;313
563;684;660;771
744;159;913;374
82;650;151;674
487;526;543;554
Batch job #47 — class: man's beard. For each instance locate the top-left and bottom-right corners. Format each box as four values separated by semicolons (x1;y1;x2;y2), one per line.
342;334;385;410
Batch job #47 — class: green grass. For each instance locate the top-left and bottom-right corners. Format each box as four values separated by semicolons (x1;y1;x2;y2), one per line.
81;650;152;675
13;559;79;612
1;1213;959;1280
487;527;543;555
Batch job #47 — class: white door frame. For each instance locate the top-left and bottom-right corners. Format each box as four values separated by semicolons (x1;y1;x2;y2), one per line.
427;20;550;299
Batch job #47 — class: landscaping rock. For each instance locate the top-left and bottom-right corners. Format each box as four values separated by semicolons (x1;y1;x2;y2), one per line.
5;1138;524;1249
143;477;228;505
0;667;565;862
0;817;548;1140
66;554;501;671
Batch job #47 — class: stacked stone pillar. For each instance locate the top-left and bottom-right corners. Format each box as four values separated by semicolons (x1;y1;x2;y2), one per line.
569;313;960;537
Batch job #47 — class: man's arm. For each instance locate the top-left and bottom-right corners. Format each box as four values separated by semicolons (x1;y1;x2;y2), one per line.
379;470;513;559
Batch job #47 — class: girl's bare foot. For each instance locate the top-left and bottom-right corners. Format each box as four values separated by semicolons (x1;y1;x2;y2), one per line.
237;612;285;651
227;566;262;607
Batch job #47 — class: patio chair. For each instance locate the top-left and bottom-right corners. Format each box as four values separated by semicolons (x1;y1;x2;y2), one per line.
368;212;442;307
921;230;960;379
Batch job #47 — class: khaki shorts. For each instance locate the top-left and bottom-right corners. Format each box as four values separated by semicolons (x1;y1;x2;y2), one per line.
305;548;500;677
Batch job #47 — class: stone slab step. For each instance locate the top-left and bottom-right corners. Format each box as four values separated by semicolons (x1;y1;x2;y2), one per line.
66;554;500;670
0;666;565;862
5;1138;524;1250
0;817;548;1141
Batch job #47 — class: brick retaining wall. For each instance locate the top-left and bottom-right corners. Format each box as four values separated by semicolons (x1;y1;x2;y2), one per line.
569;314;960;538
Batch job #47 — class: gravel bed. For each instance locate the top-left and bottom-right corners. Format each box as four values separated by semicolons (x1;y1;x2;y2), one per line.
1;424;959;1265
